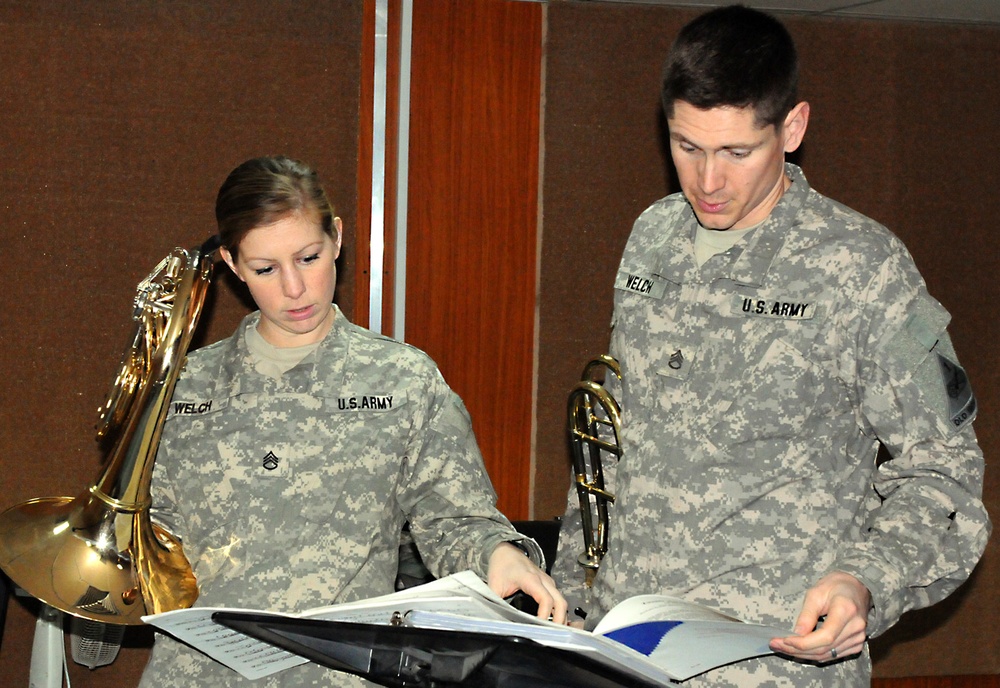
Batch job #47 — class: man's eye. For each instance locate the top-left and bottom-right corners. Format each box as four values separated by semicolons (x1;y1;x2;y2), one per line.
728;149;751;159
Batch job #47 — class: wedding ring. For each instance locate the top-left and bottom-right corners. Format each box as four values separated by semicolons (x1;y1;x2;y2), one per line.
830;648;838;659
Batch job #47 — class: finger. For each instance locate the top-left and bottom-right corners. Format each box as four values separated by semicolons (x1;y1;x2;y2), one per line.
781;598;859;654
770;630;834;658
824;641;865;663
791;593;827;637
771;625;867;663
547;581;568;624
773;623;837;655
521;574;567;623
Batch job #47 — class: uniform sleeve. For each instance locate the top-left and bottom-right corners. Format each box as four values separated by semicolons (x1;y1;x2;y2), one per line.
398;367;543;578
149;430;186;540
830;248;991;637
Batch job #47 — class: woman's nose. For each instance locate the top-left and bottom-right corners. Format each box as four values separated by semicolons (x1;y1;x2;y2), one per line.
282;268;306;299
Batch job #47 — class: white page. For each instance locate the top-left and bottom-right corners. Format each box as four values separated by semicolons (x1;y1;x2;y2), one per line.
592;594;790;681
641;620;781;679
141;571;528;680
143;606;310;679
594;594;743;633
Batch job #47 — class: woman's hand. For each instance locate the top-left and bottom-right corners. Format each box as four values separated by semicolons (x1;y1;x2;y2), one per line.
487;542;568;624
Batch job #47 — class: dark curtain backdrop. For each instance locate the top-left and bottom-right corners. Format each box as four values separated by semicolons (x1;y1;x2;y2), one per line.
537;1;1000;678
0;2;363;685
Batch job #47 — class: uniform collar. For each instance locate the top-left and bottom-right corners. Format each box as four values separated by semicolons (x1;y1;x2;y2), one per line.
217;303;350;397
655;163;810;287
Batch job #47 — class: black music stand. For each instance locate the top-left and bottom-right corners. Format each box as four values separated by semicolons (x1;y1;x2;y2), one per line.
212;611;665;688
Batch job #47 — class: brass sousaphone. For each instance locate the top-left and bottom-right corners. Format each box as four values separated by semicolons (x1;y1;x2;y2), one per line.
0;239;217;624
567;354;622;587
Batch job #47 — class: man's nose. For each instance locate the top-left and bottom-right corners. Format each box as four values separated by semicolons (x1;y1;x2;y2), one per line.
698;156;724;195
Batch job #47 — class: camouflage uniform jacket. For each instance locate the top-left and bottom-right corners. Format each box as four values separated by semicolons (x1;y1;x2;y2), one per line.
552;164;989;686
140;306;540;687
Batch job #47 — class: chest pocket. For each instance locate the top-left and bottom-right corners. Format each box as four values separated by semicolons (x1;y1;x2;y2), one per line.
706;324;845;452
291;393;411;525
158;391;412;538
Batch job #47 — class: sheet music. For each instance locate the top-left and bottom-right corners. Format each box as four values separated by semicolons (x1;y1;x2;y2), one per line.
144;606;309;679
142;571;539;680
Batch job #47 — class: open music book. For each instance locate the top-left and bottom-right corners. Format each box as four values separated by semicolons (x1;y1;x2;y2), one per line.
142;571;788;683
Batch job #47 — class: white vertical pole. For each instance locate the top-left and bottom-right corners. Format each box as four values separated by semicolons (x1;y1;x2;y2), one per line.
393;0;413;341
368;0;389;333
29;604;64;688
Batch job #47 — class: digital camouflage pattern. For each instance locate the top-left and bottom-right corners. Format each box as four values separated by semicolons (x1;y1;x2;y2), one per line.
552;164;989;686
140;306;541;687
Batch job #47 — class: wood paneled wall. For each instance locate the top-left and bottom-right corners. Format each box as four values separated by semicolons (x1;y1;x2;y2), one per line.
404;0;542;519
0;2;363;685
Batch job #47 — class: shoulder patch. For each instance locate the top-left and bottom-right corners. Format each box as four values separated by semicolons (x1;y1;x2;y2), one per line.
938;354;977;431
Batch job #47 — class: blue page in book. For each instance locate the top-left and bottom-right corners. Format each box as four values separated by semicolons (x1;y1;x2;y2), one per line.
602;621;682;655
591;594;788;679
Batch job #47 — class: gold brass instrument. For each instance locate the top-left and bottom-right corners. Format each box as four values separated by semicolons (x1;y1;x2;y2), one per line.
567;354;622;587
0;240;217;624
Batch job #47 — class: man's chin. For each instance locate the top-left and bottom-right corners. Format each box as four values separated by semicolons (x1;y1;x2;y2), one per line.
694;215;736;231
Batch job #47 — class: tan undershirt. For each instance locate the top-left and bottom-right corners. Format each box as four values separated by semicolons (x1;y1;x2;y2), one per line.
245;323;321;379
694;220;763;267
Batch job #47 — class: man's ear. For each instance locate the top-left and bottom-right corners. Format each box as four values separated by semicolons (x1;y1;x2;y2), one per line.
219;246;245;282
782;101;810;154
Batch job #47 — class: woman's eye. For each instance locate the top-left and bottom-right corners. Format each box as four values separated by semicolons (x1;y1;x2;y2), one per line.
254;266;274;276
301;253;320;264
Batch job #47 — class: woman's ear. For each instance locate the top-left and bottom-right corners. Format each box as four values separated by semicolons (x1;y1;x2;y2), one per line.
219;246;245;282
332;217;344;259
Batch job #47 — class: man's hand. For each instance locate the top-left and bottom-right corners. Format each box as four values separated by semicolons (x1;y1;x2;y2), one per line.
769;571;870;663
487;542;568;624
